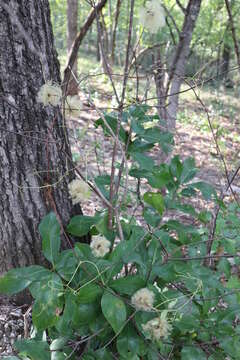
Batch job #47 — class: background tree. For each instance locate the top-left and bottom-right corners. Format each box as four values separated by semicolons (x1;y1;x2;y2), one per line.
67;0;79;94
0;0;83;276
152;0;202;131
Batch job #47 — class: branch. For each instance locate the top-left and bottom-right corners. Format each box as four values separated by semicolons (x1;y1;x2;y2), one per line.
130;43;165;70
176;0;186;14
224;0;240;76
62;0;108;94
163;4;181;38
111;0;122;63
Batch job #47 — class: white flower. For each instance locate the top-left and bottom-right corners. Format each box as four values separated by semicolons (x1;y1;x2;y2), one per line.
90;236;111;258
131;288;155;312
37;81;62;106
142;313;172;340
68;179;91;205
64;95;82;118
139;0;165;34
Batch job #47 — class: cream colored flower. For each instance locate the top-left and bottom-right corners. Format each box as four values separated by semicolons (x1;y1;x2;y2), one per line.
131;288;155;312
68;179;91;205
90;236;111;258
37;81;62;106
139;0;165;34
142;313;172;341
64;95;82;118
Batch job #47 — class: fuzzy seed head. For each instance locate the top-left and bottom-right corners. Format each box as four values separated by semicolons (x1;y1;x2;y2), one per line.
90;236;111;258
68;179;91;205
142;314;172;341
131;288;155;312
139;0;165;34
37;81;62;106
64;95;82;118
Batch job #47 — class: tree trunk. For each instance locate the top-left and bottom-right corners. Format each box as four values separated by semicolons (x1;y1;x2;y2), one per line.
222;43;231;78
67;0;78;95
0;0;82;275
224;0;240;78
97;26;101;61
166;0;202;130
111;0;122;64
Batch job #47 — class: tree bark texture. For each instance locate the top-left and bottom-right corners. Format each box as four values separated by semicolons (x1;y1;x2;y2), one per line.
0;0;78;274
67;0;78;94
166;0;202;130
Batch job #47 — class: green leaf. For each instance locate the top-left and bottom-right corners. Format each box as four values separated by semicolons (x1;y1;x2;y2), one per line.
101;291;127;333
73;302;100;327
181;187;197;197
169;202;197;217
176;314;200;332
226;275;240;289
89;314;112;340
117;324;146;357
181;346;206;359
0;266;51;295
129;168;150;179
50;337;67;351
74;243;92;259
128;139;154;154
147;347;160;360
131;117;145;135
143;207;161;227
51;352;66;360
39;212;60;265
2;357;20;360
147;164;172;189
67;215;99;237
14;339;50;360
180;157;198;184
30;273;63;330
142;128;173;151
95;349;113;360
96;211;115;241
55;250;78;281
95;115;128;143
190;181;216;200
94;175;111;199
170;155;183;181
109;276;145;296
220;336;240;358
143;192;164;215
132;153;154;171
76;283;103;303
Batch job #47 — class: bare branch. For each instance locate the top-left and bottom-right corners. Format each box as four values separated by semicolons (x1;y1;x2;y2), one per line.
63;0;108;94
176;0;186;14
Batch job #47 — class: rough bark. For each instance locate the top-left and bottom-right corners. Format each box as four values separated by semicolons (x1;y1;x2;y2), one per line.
0;0;81;275
163;0;202;131
67;0;78;95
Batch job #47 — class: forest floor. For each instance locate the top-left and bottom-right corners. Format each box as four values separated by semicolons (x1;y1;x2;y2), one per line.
1;76;240;356
69;80;240;219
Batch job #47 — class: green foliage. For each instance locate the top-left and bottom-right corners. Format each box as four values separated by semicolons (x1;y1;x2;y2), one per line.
101;291;127;333
1;104;239;359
